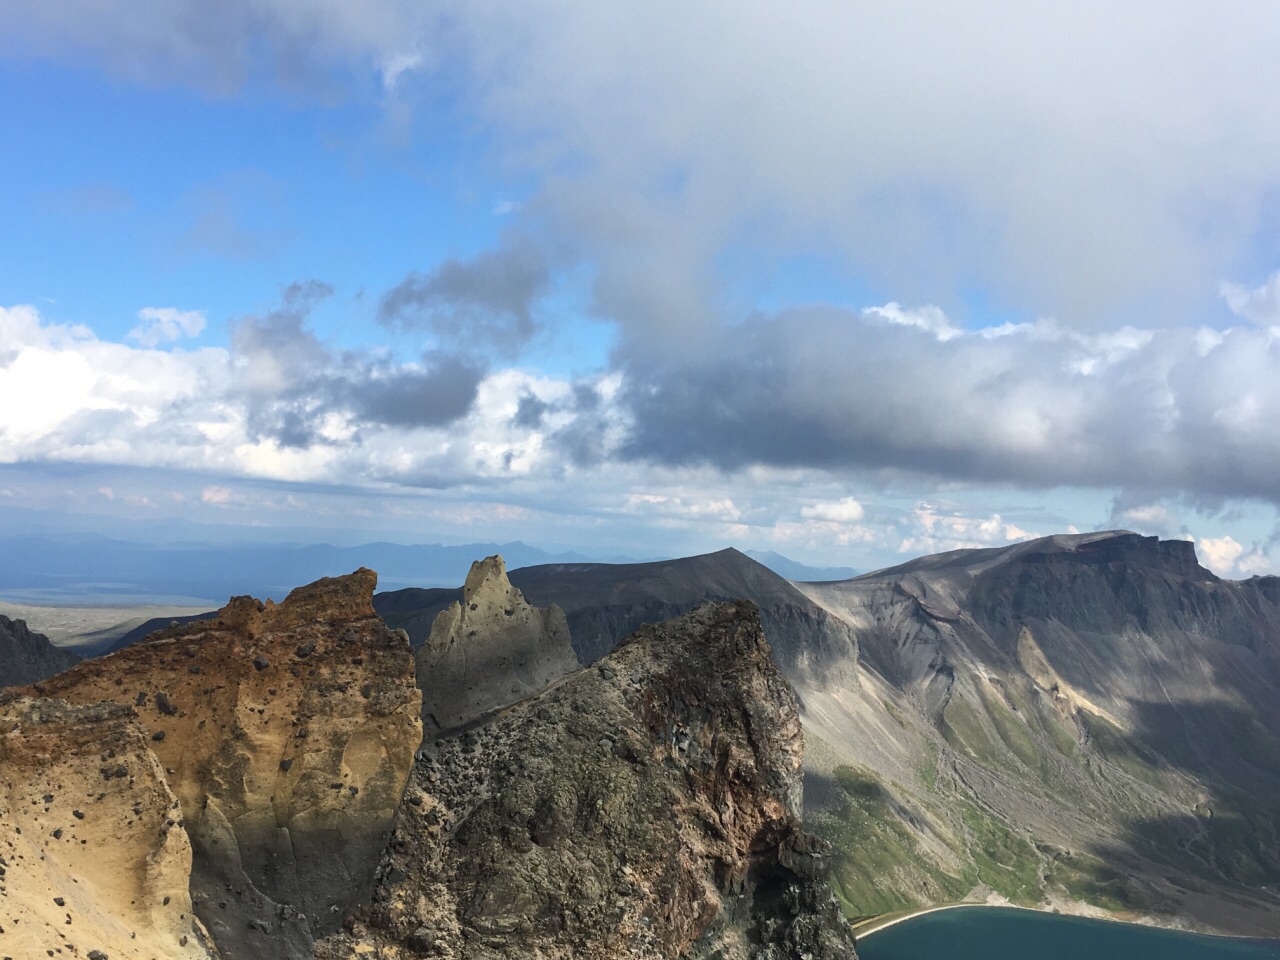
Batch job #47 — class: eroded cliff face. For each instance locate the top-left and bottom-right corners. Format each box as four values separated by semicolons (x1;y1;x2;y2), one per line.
0;615;80;687
26;569;423;960
417;555;577;737
319;601;857;960
0;695;217;960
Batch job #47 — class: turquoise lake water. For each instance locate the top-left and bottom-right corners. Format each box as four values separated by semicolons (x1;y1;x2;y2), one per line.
856;907;1280;959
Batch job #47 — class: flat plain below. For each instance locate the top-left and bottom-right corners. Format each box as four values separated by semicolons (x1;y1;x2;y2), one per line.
0;598;213;650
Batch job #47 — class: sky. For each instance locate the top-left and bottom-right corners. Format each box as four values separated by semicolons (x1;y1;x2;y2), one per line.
4;1;1280;575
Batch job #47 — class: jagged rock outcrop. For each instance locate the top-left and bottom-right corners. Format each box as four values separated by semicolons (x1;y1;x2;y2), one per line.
25;569;423;960
0;695;218;960
318;602;858;960
0;614;80;687
417;555;578;737
378;548;858;688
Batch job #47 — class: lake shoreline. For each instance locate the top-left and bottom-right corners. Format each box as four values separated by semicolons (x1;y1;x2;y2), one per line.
852;901;1003;939
851;902;1280;945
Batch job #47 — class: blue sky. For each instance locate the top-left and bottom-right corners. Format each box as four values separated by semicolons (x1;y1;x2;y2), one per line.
3;2;1280;576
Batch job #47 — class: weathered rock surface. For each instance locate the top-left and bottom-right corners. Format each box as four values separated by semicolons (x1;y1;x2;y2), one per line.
318;602;858;959
794;531;1280;936
0;695;217;960
417;555;578;737
0;614;80;687
25;568;423;960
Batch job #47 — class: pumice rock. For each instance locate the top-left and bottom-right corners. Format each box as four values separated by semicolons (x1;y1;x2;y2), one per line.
24;568;422;960
319;602;859;959
0;695;218;960
417;554;578;737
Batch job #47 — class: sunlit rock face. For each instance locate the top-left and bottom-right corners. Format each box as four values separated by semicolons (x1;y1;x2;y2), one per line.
0;695;218;960
416;554;578;737
319;602;858;960
26;568;423;960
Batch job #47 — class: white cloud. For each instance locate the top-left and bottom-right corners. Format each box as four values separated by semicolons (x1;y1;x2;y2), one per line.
899;502;1036;555
128;307;206;347
621;493;742;524
1236;546;1274;577
1197;535;1245;576
1111;499;1183;538
865;303;961;342
1221;270;1280;327
201;485;235;505
800;496;866;523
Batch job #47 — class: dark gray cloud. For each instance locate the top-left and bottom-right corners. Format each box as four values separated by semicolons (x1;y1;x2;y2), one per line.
379;240;548;353
231;282;482;448
344;353;483;428
512;392;550;428
614;306;1280;505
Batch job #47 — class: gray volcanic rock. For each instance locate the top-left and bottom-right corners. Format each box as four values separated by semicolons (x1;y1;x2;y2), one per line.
319;602;858;960
794;530;1280;936
24;569;423;960
0;614;80;686
417;554;578;737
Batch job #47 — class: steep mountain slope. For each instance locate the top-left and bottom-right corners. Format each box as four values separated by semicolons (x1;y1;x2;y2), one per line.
794;531;1280;935
0;534;595;604
0;695;217;960
24;569;423;960
318;602;857;960
0;614;80;686
377;548;857;687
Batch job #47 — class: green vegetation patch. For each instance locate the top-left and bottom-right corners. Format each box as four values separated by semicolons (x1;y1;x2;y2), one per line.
813;765;969;917
955;800;1042;905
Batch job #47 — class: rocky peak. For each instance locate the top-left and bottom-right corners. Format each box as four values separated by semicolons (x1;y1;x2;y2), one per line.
417;553;578;737
214;567;379;633
24;568;422;960
320;601;857;959
462;553;513;602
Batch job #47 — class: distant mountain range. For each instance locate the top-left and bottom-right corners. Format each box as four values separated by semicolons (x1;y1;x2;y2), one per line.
0;534;849;606
744;549;857;581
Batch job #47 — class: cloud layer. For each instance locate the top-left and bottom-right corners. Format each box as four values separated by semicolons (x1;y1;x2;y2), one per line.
6;2;1280;575
8;2;1280;325
8;284;1280;509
